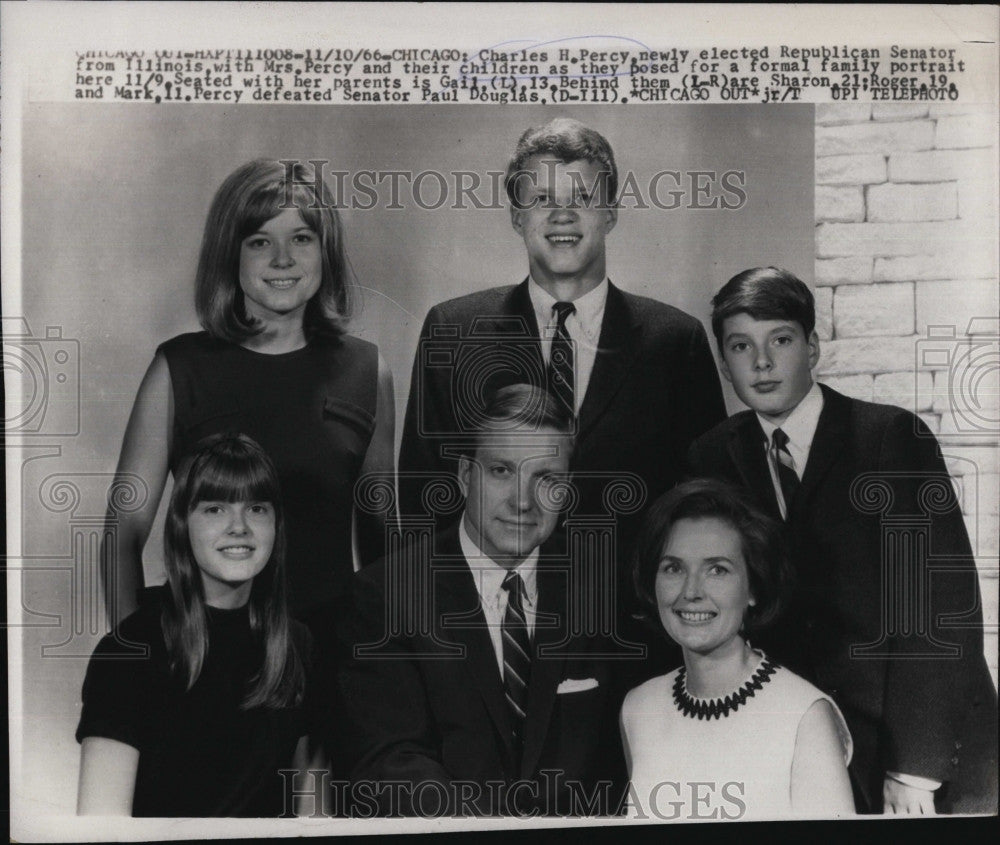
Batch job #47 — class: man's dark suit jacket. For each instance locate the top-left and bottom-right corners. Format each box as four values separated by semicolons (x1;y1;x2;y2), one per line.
398;279;726;679
687;383;998;814
338;527;626;817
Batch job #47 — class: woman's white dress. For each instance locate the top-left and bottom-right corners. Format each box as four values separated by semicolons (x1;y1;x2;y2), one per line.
621;660;852;821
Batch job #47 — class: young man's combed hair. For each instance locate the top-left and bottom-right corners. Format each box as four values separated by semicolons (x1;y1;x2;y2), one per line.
710;266;816;350
504;118;619;209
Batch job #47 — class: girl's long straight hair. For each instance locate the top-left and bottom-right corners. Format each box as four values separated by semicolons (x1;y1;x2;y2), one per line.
162;433;305;708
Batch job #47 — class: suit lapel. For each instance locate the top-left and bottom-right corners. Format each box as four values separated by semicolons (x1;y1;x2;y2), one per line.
520;559;568;779
485;279;545;386
577;282;642;440
795;384;852;512
433;531;516;760
728;414;784;521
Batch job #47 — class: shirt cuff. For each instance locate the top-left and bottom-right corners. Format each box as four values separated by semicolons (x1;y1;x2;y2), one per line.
887;772;942;791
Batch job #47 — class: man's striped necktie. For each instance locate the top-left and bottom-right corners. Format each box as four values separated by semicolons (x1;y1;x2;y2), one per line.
501;570;532;753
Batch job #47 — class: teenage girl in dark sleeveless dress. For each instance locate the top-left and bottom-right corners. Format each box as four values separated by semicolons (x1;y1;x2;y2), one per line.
103;159;395;637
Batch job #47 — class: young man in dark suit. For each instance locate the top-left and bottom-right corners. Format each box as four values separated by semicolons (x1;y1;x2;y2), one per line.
398;118;726;676
687;267;997;814
340;385;625;816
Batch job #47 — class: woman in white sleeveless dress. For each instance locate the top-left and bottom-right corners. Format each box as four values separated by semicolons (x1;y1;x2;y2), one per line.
621;479;855;821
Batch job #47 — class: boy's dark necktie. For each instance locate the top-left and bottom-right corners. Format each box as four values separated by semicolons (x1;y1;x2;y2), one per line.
501;571;531;754
548;301;576;416
770;428;800;519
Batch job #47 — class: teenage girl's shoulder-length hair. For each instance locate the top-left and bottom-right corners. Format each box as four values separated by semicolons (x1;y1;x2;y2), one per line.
195;158;355;343
162;432;305;709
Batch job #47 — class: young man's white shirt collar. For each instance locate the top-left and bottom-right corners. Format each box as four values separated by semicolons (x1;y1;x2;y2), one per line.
528;276;608;414
459;516;539;676
756;380;824;479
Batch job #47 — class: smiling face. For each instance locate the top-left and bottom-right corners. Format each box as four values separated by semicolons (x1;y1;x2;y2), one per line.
238;207;323;325
458;426;571;567
188;500;276;607
719;313;819;425
510;156;617;295
655;517;754;658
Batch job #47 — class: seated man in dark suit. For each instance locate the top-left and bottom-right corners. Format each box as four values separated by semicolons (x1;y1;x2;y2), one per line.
340;384;625;817
687;267;997;814
399;117;726;681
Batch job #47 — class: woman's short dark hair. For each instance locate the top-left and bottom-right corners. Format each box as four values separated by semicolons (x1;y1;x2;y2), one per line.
195;159;354;342
504;118;618;208
632;478;792;636
710;267;815;352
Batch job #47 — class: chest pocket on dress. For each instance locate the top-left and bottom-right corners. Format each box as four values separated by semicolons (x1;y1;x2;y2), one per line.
322;396;376;458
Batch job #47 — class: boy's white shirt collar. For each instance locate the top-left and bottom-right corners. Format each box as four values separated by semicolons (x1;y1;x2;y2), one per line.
528;276;608;345
755;380;824;476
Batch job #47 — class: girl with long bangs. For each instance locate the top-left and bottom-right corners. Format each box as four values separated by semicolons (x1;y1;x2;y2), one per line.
103;158;395;643
77;433;323;817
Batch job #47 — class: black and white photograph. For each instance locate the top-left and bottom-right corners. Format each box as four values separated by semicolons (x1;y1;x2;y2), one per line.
3;3;998;840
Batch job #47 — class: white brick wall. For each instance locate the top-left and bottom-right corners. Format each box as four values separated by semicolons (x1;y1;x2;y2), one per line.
867;182;957;223
874;249;996;282
935;113;999;149
889;148;993;182
816;186;865;222
915;279;1000;335
816;120;935;156
816;336;917;374
814;287;833;340
815;256;873;286
834;282;914;337
871;103;929;122
817;154;886;185
814;103;999;687
872;371;934;412
816;219;979;257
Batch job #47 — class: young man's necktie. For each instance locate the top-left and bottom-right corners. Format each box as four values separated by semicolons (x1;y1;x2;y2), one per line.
548;301;576;416
770;427;800;519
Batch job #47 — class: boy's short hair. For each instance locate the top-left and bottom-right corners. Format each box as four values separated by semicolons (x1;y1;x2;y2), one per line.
710;267;816;351
504;118;618;208
462;383;575;458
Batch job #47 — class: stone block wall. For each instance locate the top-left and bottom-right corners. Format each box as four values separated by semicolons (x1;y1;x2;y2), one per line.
814;102;999;686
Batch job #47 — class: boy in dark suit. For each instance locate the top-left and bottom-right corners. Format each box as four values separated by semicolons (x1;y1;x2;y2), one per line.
687;267;997;814
399;118;725;679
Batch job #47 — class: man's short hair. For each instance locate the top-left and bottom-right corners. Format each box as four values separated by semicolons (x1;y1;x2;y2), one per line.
504;118;618;208
710;267;816;352
463;383;575;457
